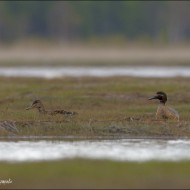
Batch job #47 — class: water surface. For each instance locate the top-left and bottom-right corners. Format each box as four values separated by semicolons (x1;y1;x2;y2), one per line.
1;138;190;162
1;66;190;78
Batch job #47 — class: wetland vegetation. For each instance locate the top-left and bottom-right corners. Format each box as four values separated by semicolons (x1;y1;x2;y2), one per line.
1;74;190;189
0;76;189;138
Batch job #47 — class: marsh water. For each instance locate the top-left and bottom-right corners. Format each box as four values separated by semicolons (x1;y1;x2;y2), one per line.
1;66;190;78
1;138;190;162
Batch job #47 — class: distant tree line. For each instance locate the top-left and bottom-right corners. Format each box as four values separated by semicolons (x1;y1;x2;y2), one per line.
0;1;190;43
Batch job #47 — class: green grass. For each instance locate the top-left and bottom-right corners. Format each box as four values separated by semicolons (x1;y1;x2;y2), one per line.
1;159;190;189
0;76;190;137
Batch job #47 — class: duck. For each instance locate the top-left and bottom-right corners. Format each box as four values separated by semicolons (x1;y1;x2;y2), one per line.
148;91;179;121
26;100;78;116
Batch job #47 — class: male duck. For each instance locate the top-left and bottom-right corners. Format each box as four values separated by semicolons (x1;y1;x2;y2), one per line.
149;91;179;121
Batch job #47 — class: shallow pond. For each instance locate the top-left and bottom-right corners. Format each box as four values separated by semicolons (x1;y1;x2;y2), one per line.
1;138;190;162
1;66;190;78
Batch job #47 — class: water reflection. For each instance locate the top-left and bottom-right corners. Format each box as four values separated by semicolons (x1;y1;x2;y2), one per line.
0;139;190;162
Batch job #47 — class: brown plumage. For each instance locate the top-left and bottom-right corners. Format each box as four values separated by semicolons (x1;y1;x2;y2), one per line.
148;91;179;121
26;100;78;116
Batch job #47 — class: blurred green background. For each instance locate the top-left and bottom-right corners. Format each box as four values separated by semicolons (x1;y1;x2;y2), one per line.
0;1;189;45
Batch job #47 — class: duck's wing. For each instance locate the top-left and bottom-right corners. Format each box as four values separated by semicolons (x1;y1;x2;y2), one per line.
167;106;179;120
53;109;78;116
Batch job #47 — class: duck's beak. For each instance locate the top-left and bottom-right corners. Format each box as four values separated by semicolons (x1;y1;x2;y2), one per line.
148;95;159;100
25;105;34;110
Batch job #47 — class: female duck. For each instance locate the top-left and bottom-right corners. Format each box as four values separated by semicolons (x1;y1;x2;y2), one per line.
26;100;77;116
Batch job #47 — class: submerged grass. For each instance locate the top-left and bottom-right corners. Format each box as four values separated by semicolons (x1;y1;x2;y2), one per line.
0;76;190;137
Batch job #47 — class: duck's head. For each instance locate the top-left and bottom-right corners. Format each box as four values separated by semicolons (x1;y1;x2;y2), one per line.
26;100;43;110
148;91;167;104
